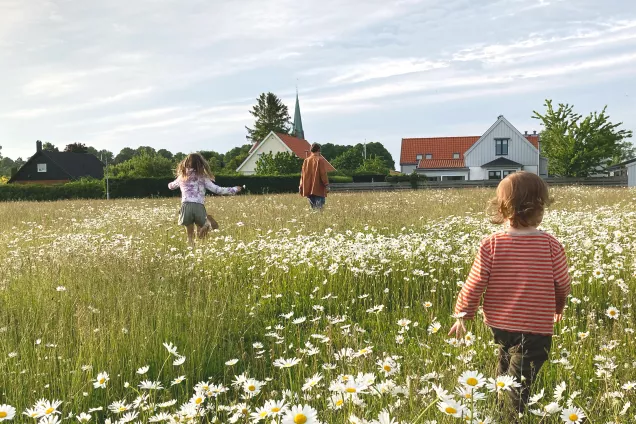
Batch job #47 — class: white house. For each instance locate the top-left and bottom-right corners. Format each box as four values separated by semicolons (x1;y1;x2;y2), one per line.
622;158;636;187
236;131;336;174
400;116;548;181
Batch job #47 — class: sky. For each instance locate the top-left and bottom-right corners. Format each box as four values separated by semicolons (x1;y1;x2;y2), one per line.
1;0;635;166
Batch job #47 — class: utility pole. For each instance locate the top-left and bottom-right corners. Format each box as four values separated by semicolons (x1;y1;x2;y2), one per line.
102;153;110;200
536;130;541;178
363;139;367;160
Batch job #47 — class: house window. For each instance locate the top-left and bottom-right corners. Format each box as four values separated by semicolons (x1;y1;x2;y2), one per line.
495;139;509;156
37;163;47;173
503;170;516;178
425;153;432;160
416;154;423;160
426;176;439;182
453;153;460;159
488;170;502;180
444;176;465;181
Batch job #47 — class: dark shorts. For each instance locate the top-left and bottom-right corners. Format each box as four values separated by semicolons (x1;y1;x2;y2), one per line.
308;195;325;209
178;202;207;226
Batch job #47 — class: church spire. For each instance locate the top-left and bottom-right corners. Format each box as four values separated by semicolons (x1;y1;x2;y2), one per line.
292;89;305;140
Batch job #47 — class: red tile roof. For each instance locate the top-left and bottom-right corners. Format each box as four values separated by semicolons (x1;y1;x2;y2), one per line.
275;133;336;172
401;135;539;169
417;159;467;169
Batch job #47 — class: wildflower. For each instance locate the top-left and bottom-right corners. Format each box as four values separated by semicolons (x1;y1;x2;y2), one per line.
244;379;265;397
37;400;62;417
377;358;400;377
0;405;16;421
225;359;239;366
173;356;186;366
171;375;185;386
302;373;324;391
139;380;163;390
458;370;486;389
136;366;149;375
163;342;179;356
282;404;318;424
488;375;520;392
148;412;172;422
119;411;138;423
397;319;412;330
293;317;307;325
437;400;464;418
76;412;91;422
606;306;620;319
189;393;206;407
428;322;441;334
329;394;346;410
265;399;288;416
251;407;269;422
93;372;109;389
56;286;66;292
108;401;131;414
424;301;433;308
560;407;586;423
371;410;397;424
274;357;301;368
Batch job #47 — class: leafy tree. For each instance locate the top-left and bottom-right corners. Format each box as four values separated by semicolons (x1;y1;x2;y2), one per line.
533;100;633;177
157;149;174;161
87;147;114;162
110;152;174;178
114;147;136;164
0;157;15;177
255;152;303;175
320;143;352;161
246;92;291;143
0;145;3;160
360;142;395;170
332;148;365;173
224;152;249;174
64;143;88;153
43;142;59;152
135;146;156;157
356;155;390;174
173;152;187;162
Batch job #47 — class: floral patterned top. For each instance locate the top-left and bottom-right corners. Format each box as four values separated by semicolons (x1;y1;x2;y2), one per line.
168;169;238;204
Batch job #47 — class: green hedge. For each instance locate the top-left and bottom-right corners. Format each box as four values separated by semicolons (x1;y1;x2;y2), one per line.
0;179;103;201
352;174;387;183
0;174;350;201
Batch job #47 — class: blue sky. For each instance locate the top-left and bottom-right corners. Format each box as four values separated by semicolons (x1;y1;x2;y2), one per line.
1;0;635;165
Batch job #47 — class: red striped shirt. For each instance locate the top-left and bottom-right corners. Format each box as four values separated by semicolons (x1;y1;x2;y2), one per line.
454;231;571;335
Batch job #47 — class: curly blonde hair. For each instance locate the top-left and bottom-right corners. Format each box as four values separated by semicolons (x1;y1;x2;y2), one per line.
175;153;215;180
489;171;552;228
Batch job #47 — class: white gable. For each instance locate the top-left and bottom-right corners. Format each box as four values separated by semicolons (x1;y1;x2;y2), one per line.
236;132;292;174
464;117;539;168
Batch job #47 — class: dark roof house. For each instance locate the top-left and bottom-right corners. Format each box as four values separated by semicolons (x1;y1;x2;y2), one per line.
9;141;104;184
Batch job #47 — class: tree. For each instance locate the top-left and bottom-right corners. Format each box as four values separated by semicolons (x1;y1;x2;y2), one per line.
533;100;633;177
356;155;390;174
110;152;174;178
320;143;351;162
114;147;136;164
87;147;114;162
64;143;88;153
222;144;252;173
43;142;59;152
157;149;174;161
245;92;291;143
255;152;303;175
361;142;395;170
332;148;365;173
173;152;187;163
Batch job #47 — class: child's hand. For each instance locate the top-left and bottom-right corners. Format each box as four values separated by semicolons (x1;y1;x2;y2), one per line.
554;313;563;323
448;319;466;339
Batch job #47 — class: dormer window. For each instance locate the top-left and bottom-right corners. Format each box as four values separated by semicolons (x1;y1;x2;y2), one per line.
425;153;432;160
416;154;423;160
495;139;509;156
37;163;47;172
453;153;460;159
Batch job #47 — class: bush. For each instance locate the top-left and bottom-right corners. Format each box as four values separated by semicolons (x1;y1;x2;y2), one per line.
352;173;387;183
329;175;353;183
0;179;103;201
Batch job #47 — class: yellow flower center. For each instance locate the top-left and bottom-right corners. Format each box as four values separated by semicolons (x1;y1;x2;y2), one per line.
0;412;7;418
497;381;505;387
464;393;471;399
346;388;357;393
445;406;457;414
466;377;478;386
99;378;105;384
610;311;616;315
294;413;308;424
271;407;281;413
241;408;248;414
45;407;55;415
195;397;203;405
384;365;392;372
569;413;579;421
432;328;439;333
260;411;268;417
336;400;344;406
118;407;126;412
248;385;256;391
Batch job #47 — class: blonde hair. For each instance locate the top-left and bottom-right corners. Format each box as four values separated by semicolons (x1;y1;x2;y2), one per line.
175;153;215;180
489;171;552;228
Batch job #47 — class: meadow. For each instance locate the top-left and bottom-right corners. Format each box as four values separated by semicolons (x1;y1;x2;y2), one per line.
0;187;635;424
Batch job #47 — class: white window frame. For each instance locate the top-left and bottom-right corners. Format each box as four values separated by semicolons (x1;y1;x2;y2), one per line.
37;163;47;173
425;153;432;160
416;154;423;160
453;153;460;159
488;170;502;180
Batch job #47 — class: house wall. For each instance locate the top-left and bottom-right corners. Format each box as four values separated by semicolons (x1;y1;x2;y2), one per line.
540;157;548;177
465;120;539;171
10;152;69;182
628;162;636;187
416;169;469;180
401;164;416;174
238;134;290;175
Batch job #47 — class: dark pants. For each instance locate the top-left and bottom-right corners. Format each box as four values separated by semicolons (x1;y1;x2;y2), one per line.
308;195;325;210
491;327;552;414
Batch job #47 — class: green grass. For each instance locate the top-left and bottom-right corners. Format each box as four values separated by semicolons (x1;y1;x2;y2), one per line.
0;187;635;423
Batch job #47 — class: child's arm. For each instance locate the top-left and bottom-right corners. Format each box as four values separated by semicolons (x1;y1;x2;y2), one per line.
319;157;329;190
168;177;180;190
552;239;571;315
204;178;241;195
299;160;305;195
454;239;492;320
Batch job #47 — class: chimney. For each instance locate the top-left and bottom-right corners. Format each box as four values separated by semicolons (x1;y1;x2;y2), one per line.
533;130;537;135
36;140;42;152
524;131;528;135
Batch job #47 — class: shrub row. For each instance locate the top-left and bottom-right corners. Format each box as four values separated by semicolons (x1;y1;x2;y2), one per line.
0;174;356;201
